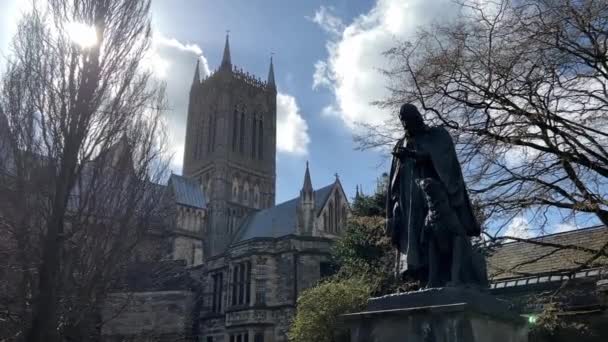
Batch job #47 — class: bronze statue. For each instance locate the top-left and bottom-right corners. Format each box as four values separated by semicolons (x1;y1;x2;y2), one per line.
386;103;487;288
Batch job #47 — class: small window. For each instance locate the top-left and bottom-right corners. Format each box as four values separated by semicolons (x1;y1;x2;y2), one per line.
207;337;213;342
254;333;264;342
320;262;335;279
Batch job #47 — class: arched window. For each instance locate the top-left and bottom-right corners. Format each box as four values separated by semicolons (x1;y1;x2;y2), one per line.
239;112;245;153
243;182;250;205
342;206;348;230
253;185;260;208
323;212;328;230
257;120;263;160
232;109;238;151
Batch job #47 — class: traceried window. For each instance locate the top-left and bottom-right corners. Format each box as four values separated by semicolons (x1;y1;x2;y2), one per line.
211;272;223;313
231;261;251;306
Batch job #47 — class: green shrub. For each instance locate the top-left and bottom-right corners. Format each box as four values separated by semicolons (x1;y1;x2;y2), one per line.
332;216;397;295
288;278;371;342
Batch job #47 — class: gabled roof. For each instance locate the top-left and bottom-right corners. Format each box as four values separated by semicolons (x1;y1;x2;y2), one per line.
487;226;608;281
168;174;206;209
234;183;335;243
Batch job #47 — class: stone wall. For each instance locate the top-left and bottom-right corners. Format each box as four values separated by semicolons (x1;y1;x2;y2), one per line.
101;290;194;342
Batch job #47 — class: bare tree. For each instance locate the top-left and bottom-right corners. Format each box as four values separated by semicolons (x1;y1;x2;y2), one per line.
0;0;171;341
360;0;608;255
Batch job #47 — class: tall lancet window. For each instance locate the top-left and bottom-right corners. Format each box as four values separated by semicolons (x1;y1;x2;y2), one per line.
257;120;263;160
251;117;257;159
232;109;238;152
239;112;245;153
329;202;335;233
211;113;217;152
207;115;214;153
195;118;205;158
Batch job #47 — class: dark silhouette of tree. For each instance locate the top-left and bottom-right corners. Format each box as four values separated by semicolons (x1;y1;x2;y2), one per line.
0;1;170;341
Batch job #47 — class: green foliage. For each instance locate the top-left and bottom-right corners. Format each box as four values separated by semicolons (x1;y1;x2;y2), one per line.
529;302;591;340
350;173;387;217
288;278;371;342
332;216;396;295
289;173;398;342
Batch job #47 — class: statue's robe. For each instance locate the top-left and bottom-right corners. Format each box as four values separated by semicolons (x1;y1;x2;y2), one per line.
386;126;479;276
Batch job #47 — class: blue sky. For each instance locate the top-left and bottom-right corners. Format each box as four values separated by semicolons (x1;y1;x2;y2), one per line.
1;0;410;204
0;0;589;236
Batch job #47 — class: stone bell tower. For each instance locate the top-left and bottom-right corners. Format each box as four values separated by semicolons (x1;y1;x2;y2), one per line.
183;34;277;256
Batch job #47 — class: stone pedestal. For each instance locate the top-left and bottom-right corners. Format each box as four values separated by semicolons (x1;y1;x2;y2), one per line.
343;287;528;342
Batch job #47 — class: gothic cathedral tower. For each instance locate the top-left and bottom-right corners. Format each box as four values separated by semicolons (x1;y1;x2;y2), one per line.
183;35;277;257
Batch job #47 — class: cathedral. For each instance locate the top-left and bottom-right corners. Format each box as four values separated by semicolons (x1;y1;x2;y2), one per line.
151;35;350;342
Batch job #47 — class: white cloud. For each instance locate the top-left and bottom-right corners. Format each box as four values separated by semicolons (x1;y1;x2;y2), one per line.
308;6;344;36
312;0;458;129
143;33;210;80
312;60;332;90
276;93;310;156
504;215;534;240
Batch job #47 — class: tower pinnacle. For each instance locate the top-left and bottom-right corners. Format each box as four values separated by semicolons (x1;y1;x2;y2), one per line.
267;54;275;88
192;59;200;85
302;161;313;194
221;32;232;70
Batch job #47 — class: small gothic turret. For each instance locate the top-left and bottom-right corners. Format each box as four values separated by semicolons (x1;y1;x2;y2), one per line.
297;161;315;235
220;33;232;70
267;55;276;89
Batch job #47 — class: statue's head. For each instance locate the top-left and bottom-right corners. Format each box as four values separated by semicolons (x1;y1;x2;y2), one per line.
399;103;425;135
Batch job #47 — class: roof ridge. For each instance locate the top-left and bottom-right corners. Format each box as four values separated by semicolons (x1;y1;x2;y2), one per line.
496;225;606;246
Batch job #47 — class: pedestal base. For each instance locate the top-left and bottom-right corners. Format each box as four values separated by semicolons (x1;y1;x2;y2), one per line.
343;287;528;342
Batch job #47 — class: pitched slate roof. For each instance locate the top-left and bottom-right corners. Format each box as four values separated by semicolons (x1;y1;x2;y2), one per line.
235;183;335;242
487;226;608;281
168;174;206;209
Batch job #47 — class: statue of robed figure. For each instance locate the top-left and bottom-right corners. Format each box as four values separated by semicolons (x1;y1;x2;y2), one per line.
386;104;487;288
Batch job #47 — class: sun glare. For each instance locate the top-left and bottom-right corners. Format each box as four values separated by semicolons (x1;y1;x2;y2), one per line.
65;22;97;48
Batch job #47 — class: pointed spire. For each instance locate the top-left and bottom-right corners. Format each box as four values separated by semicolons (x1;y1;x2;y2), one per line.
221;32;232;70
267;54;275;88
192;59;200;85
355;185;360;199
302;161;313;193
